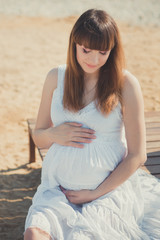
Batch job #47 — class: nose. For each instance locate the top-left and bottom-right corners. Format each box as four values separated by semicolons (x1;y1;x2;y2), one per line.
89;53;99;65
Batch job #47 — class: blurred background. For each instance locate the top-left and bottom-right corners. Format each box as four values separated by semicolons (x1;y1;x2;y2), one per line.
0;1;160;239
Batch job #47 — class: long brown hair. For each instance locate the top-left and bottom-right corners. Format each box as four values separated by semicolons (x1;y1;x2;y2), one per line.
63;9;125;114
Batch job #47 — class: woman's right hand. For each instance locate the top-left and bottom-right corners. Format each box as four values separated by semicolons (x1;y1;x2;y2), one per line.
32;69;96;149
48;122;96;148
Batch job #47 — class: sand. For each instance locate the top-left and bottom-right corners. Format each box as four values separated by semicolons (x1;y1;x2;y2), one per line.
0;1;160;239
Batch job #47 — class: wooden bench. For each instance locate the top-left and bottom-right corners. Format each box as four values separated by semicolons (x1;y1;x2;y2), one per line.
27;111;160;178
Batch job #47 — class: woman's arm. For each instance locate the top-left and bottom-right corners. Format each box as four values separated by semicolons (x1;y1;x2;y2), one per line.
33;68;96;149
32;68;58;148
62;71;147;204
94;70;147;197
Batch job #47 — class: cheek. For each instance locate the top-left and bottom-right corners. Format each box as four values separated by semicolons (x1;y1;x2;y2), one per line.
76;51;86;65
76;50;81;64
99;57;107;66
101;53;110;65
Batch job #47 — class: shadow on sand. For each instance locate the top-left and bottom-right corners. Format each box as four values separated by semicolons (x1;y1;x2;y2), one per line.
0;164;41;240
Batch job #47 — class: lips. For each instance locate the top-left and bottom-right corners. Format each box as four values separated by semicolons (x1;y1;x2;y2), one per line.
85;63;97;68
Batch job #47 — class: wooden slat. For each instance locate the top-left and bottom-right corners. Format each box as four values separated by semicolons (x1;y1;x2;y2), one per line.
27;119;36;163
147;148;160;154
145;156;160;165
146;135;160;141
141;165;160;175
146;128;160;135
147;151;160;157
145;111;160;118
145;116;160;122
146;141;160;149
146;122;160;128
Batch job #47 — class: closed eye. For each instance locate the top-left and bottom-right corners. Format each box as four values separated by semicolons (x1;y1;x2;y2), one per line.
99;51;107;55
83;48;90;54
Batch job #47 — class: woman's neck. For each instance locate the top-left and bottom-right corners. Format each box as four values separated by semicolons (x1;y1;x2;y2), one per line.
84;70;99;82
82;71;99;106
84;71;99;92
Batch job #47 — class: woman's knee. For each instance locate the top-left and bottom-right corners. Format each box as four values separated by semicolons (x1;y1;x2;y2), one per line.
24;227;52;240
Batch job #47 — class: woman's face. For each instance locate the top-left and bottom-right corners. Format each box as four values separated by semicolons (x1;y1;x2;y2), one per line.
76;44;111;75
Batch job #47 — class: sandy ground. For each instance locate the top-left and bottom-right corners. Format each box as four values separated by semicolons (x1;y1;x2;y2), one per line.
0;6;160;240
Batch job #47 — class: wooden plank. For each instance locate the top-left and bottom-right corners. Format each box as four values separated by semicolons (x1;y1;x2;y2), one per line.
147;151;160;157
145;122;160;128
146;128;160;135
146;135;160;141
145;111;160;118
145;116;160;123
27;119;36;163
145;156;160;165
147;148;160;154
146;141;160;149
141;165;160;175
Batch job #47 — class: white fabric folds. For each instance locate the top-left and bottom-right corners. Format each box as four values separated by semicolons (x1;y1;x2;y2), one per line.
25;65;160;240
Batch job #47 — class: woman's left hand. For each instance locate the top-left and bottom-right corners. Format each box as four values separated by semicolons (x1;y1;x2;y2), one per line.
60;186;98;204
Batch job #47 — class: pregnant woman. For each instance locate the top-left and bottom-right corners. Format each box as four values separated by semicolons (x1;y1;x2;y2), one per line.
24;9;160;240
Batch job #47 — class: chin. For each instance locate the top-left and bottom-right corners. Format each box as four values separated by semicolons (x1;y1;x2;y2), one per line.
82;66;99;74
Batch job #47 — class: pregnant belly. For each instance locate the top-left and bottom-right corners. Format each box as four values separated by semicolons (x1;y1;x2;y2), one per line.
42;140;126;190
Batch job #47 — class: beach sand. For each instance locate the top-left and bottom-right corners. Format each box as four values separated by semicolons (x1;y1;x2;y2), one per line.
0;2;160;239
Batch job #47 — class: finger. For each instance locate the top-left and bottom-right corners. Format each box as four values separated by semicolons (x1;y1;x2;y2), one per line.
72;137;92;143
66;142;84;148
76;128;96;134
66;122;96;134
74;132;96;139
65;122;82;127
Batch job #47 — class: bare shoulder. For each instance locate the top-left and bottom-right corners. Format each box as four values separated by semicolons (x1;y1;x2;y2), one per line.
122;70;142;103
44;67;58;93
34;67;58;129
122;69;144;120
123;70;141;94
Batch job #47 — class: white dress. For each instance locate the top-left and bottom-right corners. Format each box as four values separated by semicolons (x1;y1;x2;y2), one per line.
25;65;160;240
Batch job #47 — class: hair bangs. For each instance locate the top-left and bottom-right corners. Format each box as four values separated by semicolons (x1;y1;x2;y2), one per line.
73;24;115;51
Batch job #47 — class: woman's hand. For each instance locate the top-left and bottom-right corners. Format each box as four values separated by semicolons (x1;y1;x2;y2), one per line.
60;186;98;204
49;122;96;148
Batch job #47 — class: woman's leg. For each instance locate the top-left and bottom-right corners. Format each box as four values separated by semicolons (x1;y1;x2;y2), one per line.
24;227;53;240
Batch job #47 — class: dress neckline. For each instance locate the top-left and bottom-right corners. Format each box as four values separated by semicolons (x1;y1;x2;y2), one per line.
80;100;95;112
